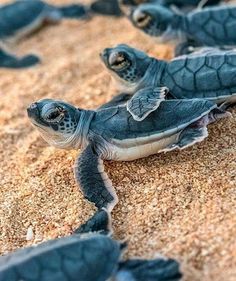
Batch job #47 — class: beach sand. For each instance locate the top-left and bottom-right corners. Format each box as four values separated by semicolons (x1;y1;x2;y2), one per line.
0;0;235;280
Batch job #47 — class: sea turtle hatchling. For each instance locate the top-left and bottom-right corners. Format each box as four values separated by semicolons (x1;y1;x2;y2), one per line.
0;0;88;43
0;47;40;68
129;4;236;54
27;96;228;211
101;44;236;121
0;209;182;281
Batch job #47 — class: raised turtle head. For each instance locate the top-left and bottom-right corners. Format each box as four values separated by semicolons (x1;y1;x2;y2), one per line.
27;99;86;149
100;44;152;92
130;4;175;38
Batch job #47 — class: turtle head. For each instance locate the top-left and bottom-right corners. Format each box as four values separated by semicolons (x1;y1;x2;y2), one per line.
130;4;174;38
27;99;82;149
100;44;152;92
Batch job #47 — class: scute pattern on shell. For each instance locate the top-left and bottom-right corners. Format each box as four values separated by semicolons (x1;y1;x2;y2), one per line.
0;235;120;281
185;6;236;45
162;50;236;98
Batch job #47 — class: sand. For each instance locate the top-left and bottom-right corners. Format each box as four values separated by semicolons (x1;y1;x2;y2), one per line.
0;0;235;280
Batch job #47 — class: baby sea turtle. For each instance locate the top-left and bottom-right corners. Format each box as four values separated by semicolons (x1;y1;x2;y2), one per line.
101;44;236;120
0;0;88;42
129;4;236;54
0;47;40;68
27;96;228;210
0;209;182;281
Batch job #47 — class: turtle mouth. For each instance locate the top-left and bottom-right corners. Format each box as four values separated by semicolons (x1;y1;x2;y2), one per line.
132;9;152;28
100;48;131;72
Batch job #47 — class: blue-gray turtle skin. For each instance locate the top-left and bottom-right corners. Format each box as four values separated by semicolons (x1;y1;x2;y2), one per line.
0;0;46;39
0;234;121;281
101;45;236;104
88;99;215;141
0;0;87;40
181;5;236;46
0;47;40;68
0;208;182;281
130;4;236;49
162;49;236;101
27;97;227;211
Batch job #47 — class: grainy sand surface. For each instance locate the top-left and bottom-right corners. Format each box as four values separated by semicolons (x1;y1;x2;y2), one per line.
0;0;235;280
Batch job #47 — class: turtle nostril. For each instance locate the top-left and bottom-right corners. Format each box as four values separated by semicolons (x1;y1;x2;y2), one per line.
27;102;39;117
30;103;38;109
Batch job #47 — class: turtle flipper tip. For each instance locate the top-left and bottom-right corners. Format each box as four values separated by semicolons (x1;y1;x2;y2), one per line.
127;86;168;121
74;208;112;235
116;257;182;281
19;54;41;68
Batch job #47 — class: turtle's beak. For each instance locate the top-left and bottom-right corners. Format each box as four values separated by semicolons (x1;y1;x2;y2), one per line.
27;103;39;119
100;48;111;66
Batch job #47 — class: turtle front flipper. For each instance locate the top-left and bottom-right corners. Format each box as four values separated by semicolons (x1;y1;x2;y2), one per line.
116;257;182;281
127;87;168;121
75;144;118;212
0;48;40;69
74;208;112;235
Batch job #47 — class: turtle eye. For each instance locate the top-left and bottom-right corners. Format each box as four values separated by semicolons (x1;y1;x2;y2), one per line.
109;52;130;70
133;11;151;28
45;106;65;123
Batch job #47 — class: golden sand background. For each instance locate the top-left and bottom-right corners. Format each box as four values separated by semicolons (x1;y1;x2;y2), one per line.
0;0;235;280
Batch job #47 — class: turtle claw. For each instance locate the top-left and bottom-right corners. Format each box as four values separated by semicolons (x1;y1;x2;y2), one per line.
127;86;168;121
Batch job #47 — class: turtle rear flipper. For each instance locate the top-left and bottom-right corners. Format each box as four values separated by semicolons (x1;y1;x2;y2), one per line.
127;86;168;121
75;143;118;212
162;107;230;152
163;125;208;152
0;48;40;69
116;258;182;281
74;208;112;235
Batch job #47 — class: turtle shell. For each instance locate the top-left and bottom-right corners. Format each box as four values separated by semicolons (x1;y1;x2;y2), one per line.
90;99;215;141
184;6;236;45
0;0;46;39
162;49;236;100
0;234;121;281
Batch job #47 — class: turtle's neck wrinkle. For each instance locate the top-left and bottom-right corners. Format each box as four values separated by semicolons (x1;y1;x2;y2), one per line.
54;109;95;150
139;58;167;89
75;109;95;150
